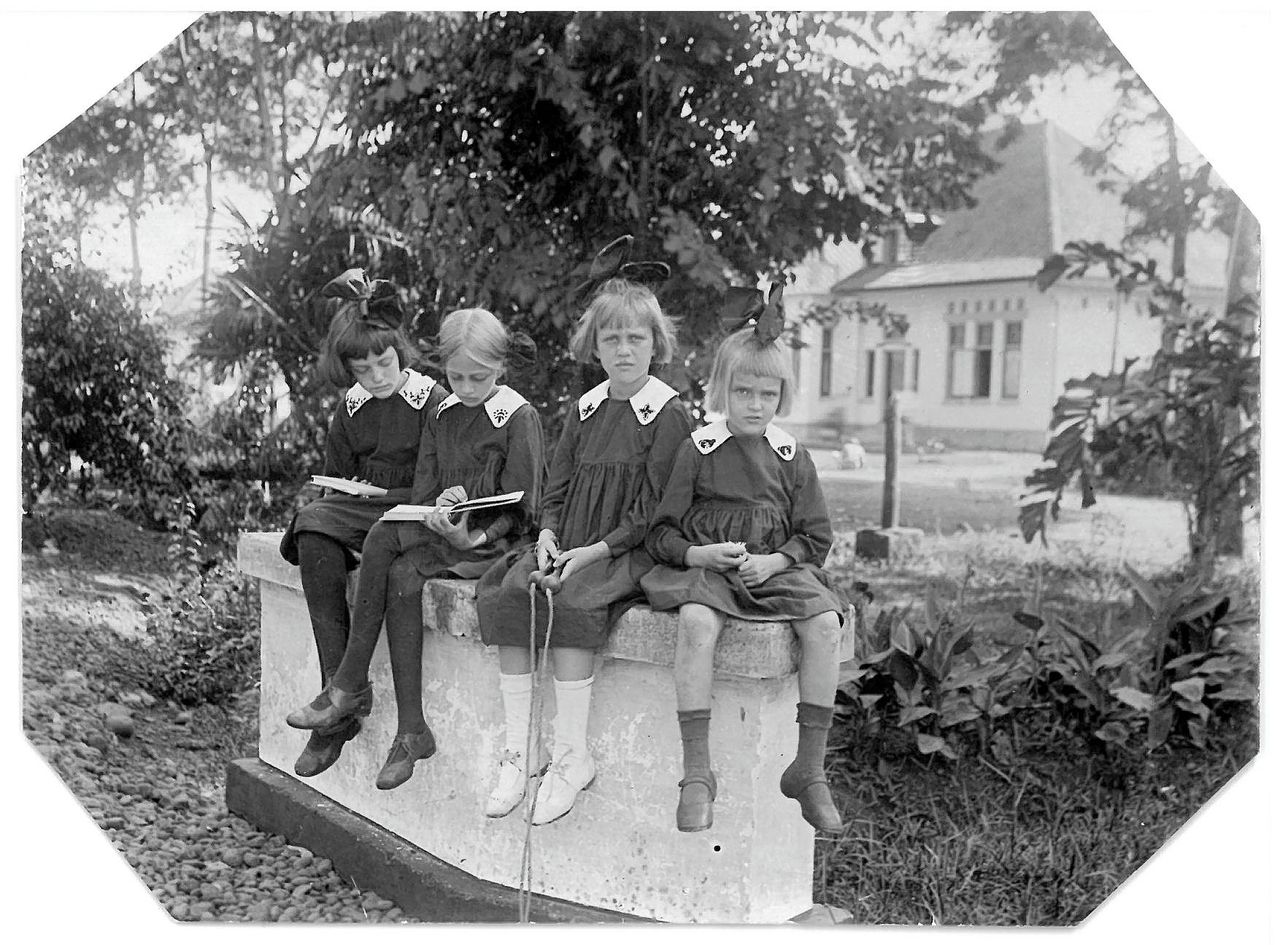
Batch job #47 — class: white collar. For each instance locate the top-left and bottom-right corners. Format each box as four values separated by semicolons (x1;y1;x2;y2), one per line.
435;384;528;428
345;369;437;417
691;419;797;461
577;376;679;426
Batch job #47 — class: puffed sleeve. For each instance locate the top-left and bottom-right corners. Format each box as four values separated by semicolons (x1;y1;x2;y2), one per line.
481;404;545;545
409;410;441;506
776;447;834;567
323;407;356;479
540;406;582;535
643;437;700;566
601;397;694;555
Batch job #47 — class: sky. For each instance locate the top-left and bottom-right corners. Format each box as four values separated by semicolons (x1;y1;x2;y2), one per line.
4;5;1278;945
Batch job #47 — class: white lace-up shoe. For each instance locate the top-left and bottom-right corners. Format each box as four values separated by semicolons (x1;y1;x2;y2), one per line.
530;750;596;826
485;749;532;818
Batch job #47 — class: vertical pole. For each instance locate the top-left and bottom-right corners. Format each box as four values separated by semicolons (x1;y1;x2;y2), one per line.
881;393;900;529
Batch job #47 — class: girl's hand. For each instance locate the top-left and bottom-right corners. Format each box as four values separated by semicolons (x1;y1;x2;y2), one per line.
737;552;791;588
554;541;610;583
436;485;468;507
424;508;484;550
686;542;748;572
536;529;560;573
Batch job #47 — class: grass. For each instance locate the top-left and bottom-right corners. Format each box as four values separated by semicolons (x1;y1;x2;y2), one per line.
820;713;1253;925
819;528;1260;925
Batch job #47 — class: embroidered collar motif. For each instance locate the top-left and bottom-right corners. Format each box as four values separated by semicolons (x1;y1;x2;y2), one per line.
435;384;528;428
345;369;436;417
691;419;797;461
577;376;679;426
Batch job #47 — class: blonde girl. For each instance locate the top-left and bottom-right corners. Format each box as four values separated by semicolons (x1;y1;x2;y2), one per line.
287;308;544;791
476;253;691;826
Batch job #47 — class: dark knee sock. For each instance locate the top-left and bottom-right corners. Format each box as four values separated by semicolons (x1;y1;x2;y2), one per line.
296;533;351;685
782;702;834;787
678;708;712;777
331;524;400;693
386;564;427;735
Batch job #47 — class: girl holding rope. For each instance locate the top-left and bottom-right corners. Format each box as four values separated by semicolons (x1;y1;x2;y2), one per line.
287;307;544;791
476;237;691;826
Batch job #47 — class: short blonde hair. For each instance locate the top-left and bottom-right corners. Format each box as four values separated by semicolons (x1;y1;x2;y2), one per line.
436;307;511;373
705;327;795;417
568;278;678;365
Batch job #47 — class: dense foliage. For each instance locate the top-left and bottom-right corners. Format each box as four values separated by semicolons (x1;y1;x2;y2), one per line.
201;11;995;445
20;229;198;528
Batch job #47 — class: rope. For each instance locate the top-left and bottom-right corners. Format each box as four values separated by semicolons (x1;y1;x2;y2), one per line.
517;576;557;923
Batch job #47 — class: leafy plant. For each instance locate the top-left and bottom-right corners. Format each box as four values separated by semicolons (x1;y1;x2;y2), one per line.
1018;243;1259;575
128;561;261;707
845;584;1020;760
20;227;200;527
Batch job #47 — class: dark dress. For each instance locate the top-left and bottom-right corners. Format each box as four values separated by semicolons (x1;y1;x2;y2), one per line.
279;369;445;567
477;376;692;648
640;419;846;623
375;385;544;581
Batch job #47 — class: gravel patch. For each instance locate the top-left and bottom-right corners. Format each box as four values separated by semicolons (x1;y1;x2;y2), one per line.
21;514;420;924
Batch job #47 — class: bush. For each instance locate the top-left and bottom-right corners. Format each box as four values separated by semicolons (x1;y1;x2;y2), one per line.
21;235;199;527
129;562;261;707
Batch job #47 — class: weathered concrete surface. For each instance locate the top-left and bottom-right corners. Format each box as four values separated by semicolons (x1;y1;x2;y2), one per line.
239;531;855;923
225;758;641;923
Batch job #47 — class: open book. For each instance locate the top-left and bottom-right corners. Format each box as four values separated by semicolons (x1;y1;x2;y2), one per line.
380;490;526;523
311;475;389;497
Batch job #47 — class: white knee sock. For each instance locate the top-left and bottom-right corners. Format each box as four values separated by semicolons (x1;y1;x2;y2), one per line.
552;675;594;760
498;672;533;757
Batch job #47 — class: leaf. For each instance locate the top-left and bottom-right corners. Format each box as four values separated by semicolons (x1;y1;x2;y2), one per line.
1120;562;1162;613
1094;721;1131;744
1111;686;1153;712
1171;677;1206;702
1147;704;1174;750
1012;610;1044;631
916;733;955;758
898;705;936;727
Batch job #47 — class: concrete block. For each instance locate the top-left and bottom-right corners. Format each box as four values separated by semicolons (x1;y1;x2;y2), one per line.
854;526;925;561
238;531;856;923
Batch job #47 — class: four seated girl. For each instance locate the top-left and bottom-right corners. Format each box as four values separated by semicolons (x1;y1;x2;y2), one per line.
281;260;849;833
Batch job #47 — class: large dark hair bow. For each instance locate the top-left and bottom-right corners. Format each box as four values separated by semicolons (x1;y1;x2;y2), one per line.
718;280;785;344
320;268;404;330
572;235;671;303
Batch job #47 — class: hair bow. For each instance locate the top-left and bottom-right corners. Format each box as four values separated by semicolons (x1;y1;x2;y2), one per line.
718;280;785;344
572;235;671;303
320;268;404;330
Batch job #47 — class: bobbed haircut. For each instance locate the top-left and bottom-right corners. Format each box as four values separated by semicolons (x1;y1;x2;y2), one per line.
705;326;795;417
317;298;417;388
435;307;512;374
567;278;678;365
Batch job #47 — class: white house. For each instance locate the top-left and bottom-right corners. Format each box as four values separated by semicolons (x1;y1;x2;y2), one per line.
785;121;1229;451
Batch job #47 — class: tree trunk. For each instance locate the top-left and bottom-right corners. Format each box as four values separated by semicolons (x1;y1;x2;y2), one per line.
1212;202;1261;558
202;148;215;310
1159;114;1187;356
128;201;143;293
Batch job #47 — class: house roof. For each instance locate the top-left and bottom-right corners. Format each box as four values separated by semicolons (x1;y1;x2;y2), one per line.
834;121;1226;294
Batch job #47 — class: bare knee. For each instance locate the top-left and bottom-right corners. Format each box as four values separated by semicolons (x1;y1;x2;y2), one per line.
678;604;723;650
794;611;841;650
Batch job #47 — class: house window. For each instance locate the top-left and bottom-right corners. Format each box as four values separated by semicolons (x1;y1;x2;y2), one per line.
819;327;833;397
792;344;802;391
863;350;876;399
947;324;971;397
911;347;920;391
974;322;993;397
947;321;994;399
1002;321;1023;399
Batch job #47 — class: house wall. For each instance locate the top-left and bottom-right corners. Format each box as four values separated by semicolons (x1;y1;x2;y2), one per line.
786;279;1165;452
